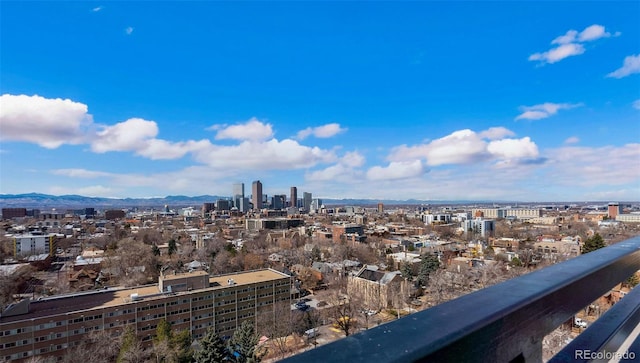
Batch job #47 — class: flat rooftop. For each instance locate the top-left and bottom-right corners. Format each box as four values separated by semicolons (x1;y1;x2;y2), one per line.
0;269;290;324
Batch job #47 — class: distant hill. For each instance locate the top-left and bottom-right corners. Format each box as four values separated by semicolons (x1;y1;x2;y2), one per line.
1;193;615;210
0;193;485;209
0;193;227;209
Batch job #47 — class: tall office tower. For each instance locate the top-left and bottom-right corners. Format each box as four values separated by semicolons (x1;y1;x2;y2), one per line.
252;180;263;210
233;183;245;210
608;202;621;219
233;183;244;199
290;187;298;208
303;192;312;213
272;195;287;210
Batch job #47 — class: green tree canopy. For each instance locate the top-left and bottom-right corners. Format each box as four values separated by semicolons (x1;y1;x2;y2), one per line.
195;327;229;363
581;233;606;254
416;254;440;287
401;262;414;282
229;321;265;363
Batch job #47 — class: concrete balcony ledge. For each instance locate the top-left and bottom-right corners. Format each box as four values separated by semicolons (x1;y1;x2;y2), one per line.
282;236;640;363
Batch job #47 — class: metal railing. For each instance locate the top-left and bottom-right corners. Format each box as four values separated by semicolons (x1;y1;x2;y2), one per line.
283;236;640;363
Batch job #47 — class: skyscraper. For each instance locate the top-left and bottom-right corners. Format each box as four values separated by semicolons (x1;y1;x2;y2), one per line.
233;183;244;199
303;192;312;213
233;183;245;211
252;180;263;210
290;186;298;208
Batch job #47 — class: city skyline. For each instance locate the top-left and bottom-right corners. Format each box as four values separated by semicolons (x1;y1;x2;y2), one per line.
1;2;639;202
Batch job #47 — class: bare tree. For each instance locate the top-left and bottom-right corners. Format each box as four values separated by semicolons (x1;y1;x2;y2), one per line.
325;290;360;337
257;302;300;360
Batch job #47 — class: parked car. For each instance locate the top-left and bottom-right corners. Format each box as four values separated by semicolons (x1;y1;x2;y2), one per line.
295;301;310;311
574;317;587;328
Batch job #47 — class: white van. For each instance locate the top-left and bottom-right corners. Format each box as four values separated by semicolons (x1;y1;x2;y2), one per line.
304;328;319;339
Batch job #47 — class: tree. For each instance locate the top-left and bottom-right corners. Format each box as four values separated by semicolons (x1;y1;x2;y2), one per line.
257;302;299;360
623;273;640;288
416;254;440;287
229;320;265;363
168;239;178;257
117;325;146;363
581;233;606;254
401;262;414;282
195;327;230;363
326;291;359;337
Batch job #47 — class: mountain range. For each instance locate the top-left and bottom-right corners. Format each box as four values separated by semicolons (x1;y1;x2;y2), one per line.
0;193;493;209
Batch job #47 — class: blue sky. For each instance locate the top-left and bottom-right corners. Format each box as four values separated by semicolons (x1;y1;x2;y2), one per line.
1;1;639;202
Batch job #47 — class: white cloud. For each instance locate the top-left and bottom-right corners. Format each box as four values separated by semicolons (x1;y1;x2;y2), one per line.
91;118;211;160
487;137;539;160
92;118;158;153
388;127;542;168
192;139;335;170
515;102;582;121
52;169;112;178
529;43;585;64
578;24;611;42
125;27;134;35
633;100;640;110
307;164;355;182
564;136;580;144
340;151;365;167
366;160;425;181
296;123;347;140
305;151;365;182
530;24;616;65
212;118;274;141
478;127;515;140
92;6;103;12
552;30;578;45
0;94;92;148
136;139;211;160
606;54;640;79
546;144;640;187
389;129;488;166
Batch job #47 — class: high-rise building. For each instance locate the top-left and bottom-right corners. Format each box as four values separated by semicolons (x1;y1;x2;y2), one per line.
233;183;244;200
608;202;622;219
233;183;245;211
202;203;215;216
290;187;298;208
303;192;312;213
311;198;322;213
272;195;287;210
252;180;263;210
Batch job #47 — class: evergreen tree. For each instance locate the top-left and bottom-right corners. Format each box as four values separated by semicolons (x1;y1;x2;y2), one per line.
401;262;414;281
416;254;440;287
581;233;606;254
117;325;142;363
195;327;230;363
155;319;173;345
168;239;178;256
624;273;640;288
229;321;265;363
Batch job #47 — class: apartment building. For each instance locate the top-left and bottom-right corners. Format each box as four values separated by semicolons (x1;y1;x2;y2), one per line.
472;208;542;220
0;269;291;362
12;232;58;258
